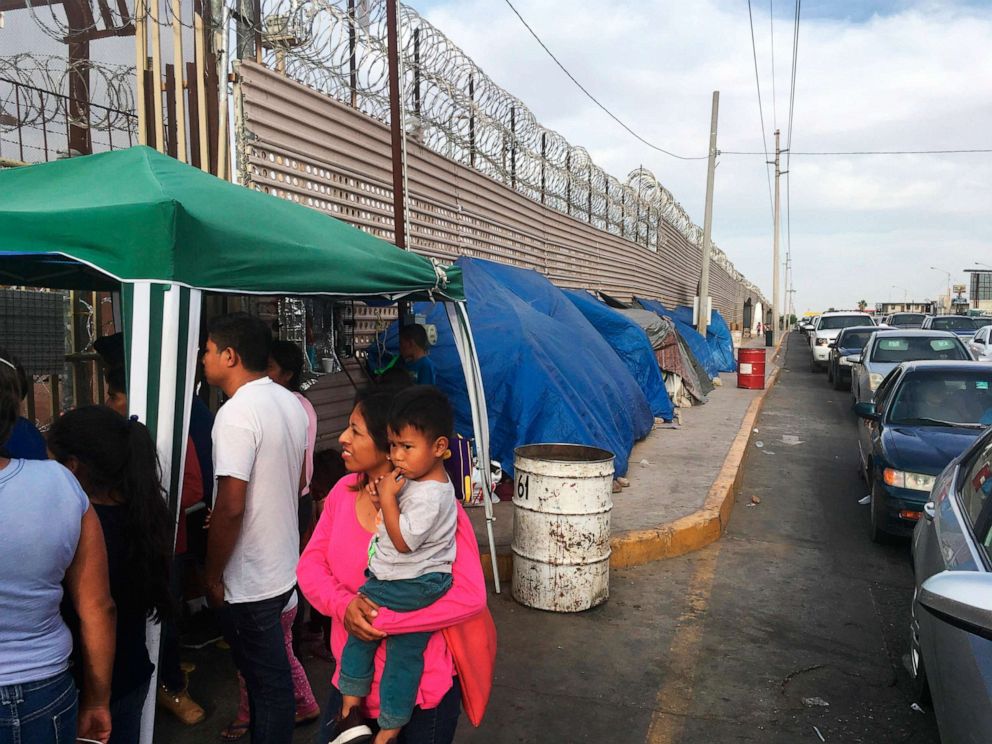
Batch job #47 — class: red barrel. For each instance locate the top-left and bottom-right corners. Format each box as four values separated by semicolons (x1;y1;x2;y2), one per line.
737;347;766;389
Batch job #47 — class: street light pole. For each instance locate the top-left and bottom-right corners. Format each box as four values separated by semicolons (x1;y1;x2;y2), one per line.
930;266;952;313
697;90;719;336
772;129;782;345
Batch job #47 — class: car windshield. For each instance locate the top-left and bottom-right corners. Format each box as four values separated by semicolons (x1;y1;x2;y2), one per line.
818;315;871;330
869;336;967;363
930;316;978;331
838;330;874;349
889;313;926;326
889;371;992;426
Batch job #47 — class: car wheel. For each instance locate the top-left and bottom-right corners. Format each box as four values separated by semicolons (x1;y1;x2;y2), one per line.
869;480;889;543
809;355;819;373
827;362;834;383
833;367;845;390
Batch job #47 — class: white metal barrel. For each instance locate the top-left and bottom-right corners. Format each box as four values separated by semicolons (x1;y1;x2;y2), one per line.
511;443;615;612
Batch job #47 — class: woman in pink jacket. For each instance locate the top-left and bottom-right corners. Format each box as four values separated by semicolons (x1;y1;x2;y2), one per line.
297;388;487;744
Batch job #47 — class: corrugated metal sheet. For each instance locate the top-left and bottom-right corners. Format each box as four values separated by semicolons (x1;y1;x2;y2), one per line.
239;63;762;321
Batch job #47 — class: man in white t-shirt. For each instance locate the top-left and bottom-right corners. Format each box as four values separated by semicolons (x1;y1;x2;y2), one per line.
202;312;308;744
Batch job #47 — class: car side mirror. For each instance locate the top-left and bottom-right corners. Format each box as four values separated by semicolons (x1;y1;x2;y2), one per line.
846;354;863;364
919;571;992;642
854;401;878;419
828;341;836;348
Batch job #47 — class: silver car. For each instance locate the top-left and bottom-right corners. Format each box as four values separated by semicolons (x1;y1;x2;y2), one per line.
911;426;992;742
849;330;971;405
969;325;992;361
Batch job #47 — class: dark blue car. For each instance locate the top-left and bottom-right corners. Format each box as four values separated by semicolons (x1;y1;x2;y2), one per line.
855;360;992;541
826;325;877;390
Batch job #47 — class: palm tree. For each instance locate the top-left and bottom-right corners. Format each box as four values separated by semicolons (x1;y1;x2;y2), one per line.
857;299;868;311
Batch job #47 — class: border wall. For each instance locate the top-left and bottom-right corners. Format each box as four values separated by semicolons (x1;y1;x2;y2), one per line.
239;62;762;323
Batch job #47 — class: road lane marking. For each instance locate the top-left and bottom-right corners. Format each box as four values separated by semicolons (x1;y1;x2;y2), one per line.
645;544;721;744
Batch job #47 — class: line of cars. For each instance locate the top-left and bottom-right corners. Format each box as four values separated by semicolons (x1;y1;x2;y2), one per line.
798;311;992;741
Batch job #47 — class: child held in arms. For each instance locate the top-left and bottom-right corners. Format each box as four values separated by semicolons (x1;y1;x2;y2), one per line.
329;385;458;744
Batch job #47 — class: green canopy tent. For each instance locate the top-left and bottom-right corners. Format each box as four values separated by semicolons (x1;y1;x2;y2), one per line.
0;146;498;739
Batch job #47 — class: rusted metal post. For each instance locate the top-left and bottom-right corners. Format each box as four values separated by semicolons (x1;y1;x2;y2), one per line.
540;131;546;205
347;0;357;108
14;86;24;161
468;74;475;169
386;0;406;249
413;26;421;118
604;180;610;233
510;105;516;189
64;0;92;155
620;190;626;240
587;164;592;223
565;151;571;216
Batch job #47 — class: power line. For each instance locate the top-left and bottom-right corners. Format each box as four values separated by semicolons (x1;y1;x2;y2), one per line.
747;0;774;219
500;0;708;161
721;148;992;155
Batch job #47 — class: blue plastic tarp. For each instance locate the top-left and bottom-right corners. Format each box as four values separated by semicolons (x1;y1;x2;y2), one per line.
371;258;654;477
664;305;737;374
562;289;674;420
635;297;721;378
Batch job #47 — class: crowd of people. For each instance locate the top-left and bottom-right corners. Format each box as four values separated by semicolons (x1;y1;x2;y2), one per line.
0;312;490;744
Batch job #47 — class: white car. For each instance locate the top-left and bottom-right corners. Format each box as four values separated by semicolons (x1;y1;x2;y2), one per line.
809;312;875;372
798;316;819;343
969;324;992;361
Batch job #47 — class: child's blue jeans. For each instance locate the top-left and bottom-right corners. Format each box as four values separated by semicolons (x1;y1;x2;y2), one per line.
339;571;453;730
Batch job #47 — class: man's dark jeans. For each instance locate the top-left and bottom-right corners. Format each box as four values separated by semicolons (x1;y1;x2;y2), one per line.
219;589;295;743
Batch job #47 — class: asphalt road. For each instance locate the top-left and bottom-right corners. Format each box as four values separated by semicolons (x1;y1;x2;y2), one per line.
459;332;940;744
159;332;940;743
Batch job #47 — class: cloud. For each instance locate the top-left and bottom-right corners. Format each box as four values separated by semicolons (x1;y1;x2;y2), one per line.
417;0;992;312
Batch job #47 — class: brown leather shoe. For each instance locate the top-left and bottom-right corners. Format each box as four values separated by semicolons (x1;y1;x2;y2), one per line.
157;683;206;725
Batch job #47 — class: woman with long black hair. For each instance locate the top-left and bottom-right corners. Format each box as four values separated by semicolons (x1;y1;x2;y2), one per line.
49;405;175;744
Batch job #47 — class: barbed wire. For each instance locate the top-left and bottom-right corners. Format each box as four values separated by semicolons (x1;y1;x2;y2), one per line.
227;0;749;278
0;54;137;134
4;0;757;293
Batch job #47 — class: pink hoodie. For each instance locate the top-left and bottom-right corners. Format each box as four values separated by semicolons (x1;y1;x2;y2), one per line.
297;473;487;717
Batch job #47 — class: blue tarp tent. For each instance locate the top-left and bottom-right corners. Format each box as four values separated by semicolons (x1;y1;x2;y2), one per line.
663;305;738;374
635;297;721;379
562;289;674;420
374;258;654;476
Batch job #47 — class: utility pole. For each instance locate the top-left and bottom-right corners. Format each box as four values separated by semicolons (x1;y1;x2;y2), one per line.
697;91;719;336
772;129;783;345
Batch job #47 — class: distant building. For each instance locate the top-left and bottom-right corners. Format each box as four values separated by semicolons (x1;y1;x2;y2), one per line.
966;270;992;314
875;300;936;315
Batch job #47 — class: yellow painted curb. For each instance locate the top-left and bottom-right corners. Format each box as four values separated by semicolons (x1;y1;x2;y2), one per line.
481;342;787;582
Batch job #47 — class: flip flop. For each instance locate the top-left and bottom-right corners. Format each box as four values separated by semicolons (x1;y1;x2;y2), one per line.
219;721;249;741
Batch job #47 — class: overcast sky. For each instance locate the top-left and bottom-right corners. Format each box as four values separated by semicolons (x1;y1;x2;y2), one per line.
415;0;992;314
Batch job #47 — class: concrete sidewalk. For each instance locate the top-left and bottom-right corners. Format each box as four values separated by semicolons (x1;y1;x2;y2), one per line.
470;338;782;583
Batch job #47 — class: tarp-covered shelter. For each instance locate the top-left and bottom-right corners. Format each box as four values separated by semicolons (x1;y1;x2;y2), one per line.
635;297;721;379
374;258;654;477
0;146;499;740
619;309;712;406
562;289;674;421
659;305;738;374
